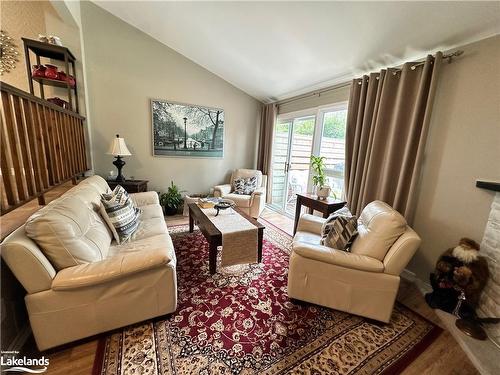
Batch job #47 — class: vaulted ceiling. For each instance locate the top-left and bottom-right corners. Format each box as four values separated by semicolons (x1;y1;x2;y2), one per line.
93;1;500;102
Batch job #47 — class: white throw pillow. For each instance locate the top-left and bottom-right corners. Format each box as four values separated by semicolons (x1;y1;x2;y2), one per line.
100;185;141;243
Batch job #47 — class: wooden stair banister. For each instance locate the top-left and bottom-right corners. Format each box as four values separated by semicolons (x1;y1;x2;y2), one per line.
0;82;89;215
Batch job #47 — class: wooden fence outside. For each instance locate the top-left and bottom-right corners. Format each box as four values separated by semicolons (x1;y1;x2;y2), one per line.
271;133;345;205
0;82;88;214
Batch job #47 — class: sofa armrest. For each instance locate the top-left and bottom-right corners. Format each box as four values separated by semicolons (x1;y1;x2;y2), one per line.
129;191;159;207
296;214;325;235
293;242;384;273
214;184;232;197
52;247;172;290
251;187;266;196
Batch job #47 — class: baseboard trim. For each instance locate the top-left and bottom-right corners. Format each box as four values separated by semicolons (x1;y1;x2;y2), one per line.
400;269;417;282
7;324;31;352
400;268;432;294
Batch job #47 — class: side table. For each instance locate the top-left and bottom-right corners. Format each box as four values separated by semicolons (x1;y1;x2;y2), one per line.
108;179;148;193
293;193;346;234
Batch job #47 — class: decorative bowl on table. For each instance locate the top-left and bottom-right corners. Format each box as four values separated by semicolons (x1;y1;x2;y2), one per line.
214;199;235;216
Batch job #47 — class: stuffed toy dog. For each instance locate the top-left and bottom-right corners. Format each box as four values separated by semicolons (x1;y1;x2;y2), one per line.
425;238;489;318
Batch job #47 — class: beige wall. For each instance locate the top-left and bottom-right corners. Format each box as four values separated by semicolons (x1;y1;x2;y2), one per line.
79;2;261;194
278;84;351;114
0;1;87;115
409;35;500;281
1;1;47;91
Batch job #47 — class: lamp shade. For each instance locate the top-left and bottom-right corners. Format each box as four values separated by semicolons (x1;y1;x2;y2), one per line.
107;134;131;156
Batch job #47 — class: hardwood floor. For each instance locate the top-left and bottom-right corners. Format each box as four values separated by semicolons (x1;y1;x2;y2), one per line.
4;203;478;374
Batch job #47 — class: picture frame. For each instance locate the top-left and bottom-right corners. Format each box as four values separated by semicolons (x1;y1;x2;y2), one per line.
151;99;225;158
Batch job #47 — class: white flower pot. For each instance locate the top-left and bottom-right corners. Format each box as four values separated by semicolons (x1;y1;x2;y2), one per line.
317;186;331;200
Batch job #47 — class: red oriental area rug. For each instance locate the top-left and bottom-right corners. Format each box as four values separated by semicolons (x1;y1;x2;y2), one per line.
93;222;441;375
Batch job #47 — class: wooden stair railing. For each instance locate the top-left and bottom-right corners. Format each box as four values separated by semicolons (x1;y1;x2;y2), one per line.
0;82;89;215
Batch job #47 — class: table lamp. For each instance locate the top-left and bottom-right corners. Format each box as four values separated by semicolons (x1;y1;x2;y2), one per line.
107;134;131;182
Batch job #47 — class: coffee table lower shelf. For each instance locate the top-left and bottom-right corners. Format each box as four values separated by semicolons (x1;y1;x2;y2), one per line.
188;203;264;274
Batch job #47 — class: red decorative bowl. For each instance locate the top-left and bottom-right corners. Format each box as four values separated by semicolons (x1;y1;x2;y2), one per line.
67;75;76;87
57;71;67;81
44;64;58;79
32;65;46;78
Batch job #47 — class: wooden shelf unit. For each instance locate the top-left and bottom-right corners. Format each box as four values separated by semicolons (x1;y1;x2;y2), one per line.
22;38;79;113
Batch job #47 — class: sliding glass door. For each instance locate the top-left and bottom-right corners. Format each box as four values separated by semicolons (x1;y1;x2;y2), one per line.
270;114;315;215
318;107;348;199
269;103;347;216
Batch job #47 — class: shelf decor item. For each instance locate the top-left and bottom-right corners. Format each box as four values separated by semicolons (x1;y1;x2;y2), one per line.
0;30;19;75
44;64;58;79
67;74;76;87
22;37;79;113
151;99;224;158
47;97;69;109
48;35;62;46
107;134;132;182
32;64;46;78
57;70;67;81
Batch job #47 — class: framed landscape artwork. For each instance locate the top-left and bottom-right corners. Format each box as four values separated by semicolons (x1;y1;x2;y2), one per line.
151;99;224;158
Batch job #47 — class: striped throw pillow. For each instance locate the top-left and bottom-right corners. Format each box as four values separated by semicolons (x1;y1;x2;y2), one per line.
100;185;141;243
321;207;358;251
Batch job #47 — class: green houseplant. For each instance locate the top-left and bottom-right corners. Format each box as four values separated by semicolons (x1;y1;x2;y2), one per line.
310;155;331;200
160;181;184;216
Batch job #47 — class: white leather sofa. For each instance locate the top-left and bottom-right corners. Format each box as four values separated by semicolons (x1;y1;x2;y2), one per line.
0;176;177;350
213;169;267;218
288;201;421;322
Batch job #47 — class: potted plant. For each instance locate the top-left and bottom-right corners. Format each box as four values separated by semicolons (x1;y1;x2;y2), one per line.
160;181;184;215
310;155;331;200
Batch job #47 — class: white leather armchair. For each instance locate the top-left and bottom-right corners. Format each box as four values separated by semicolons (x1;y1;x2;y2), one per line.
213;169;267;218
288;201;421;322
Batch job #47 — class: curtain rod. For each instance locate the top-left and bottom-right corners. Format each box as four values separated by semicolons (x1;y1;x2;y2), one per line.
277;81;352;107
277;50;464;107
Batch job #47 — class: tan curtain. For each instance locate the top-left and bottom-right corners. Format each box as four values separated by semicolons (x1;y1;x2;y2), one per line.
345;53;442;223
257;103;277;202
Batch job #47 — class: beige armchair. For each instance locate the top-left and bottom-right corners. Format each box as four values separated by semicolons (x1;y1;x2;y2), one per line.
213;169;267;218
288;201;421;322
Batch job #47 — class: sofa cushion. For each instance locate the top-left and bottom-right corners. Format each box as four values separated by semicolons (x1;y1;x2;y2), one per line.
107;233;175;264
350;201;407;261
101;186;142;244
79;175;111;195
223;193;252;207
25;194;112;271
321;207;358;251
63;176;111;211
132;217;169;241
294;230;323;246
140;204;164;220
293;242;384;273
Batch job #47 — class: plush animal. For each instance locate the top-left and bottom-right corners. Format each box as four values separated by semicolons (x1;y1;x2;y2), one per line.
425;238;489;318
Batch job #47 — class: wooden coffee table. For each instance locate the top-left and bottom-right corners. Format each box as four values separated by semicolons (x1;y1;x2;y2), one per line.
188;203;265;274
